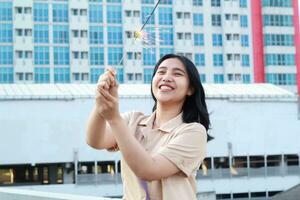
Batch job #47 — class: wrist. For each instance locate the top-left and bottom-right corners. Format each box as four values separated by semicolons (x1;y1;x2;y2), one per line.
107;114;123;125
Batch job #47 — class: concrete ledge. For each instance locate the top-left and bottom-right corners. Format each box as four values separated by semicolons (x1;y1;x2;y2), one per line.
0;188;119;200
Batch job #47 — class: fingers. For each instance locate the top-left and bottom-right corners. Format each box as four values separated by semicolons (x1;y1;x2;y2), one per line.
97;72;115;90
106;66;116;76
99;87;116;103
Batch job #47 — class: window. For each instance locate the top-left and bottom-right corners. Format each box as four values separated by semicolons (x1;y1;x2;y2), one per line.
193;14;203;26
213;54;223;67
265;54;295;66
211;0;221;7
185;33;191;40
90;47;104;65
54;47;69;65
107;0;121;2
212;34;222;46
127;52;133;60
0;67;13;83
266;73;296;85
240;15;248;27
89;26;104;44
159;28;174;45
143;27;156;46
160;0;172;4
229;72;242;83
34;25;49;43
243;74;250;83
264;34;294;46
144;68;153;83
193;0;203;6
108;47;123;65
0;24;12;42
71;9;78;16
24;29;32;37
89;5;103;23
0;46;13;64
195;53;205;66
90;68;104;83
54;67;70;83
80;9;87;16
16;29;22;36
34;3;48;22
0;2;12;21
34;46;49;65
159;7;173;25
263;15;293;26
53;4;68;22
34;67;50;83
160;48;173;58
241;34;249;47
16;7;22;14
115;68;124;83
127;73;134;81
107;5;122;24
194;34;204;46
142;0;155;4
142;7;155;24
212;14;221;26
184;12;190;19
240;0;247;7
199;74;206;83
25;51;32;59
176;12;183;19
242;54;250;67
262;0;292;7
143;48;156;65
72;51;79;59
214;74;224;83
53;25;69;44
107;26;122;44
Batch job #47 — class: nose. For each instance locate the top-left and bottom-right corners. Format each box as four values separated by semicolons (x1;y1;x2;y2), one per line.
162;73;172;82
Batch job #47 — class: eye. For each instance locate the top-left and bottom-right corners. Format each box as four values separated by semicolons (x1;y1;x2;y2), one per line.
174;72;183;76
157;70;165;74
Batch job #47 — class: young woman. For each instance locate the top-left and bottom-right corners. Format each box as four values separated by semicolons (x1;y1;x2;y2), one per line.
86;54;211;200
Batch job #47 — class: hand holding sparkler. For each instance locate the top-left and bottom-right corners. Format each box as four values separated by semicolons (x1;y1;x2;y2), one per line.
95;67;120;121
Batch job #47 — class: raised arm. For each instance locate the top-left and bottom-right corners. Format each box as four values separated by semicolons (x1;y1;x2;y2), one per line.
86;67;117;150
86;105;116;150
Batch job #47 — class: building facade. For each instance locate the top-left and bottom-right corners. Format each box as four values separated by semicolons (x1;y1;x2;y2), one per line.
0;83;299;199
0;0;299;93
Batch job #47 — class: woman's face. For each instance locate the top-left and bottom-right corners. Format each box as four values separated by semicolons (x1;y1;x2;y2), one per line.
152;58;193;105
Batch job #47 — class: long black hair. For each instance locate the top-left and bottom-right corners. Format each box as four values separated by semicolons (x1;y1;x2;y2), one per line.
150;54;213;141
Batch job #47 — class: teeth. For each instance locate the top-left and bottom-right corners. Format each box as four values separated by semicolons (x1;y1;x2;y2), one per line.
160;85;173;90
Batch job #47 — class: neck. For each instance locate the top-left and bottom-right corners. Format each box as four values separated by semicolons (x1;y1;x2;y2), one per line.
154;102;183;128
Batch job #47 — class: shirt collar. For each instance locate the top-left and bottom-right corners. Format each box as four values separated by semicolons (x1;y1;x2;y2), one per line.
138;111;184;133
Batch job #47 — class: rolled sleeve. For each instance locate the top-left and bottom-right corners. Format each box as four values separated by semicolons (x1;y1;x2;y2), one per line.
157;123;207;177
106;111;144;152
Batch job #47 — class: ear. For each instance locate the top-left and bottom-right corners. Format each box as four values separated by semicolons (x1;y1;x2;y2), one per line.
187;87;194;96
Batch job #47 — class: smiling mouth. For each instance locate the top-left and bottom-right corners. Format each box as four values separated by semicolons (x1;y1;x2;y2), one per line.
159;85;174;91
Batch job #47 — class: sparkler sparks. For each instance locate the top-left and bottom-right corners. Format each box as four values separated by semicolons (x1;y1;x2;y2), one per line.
116;0;162;66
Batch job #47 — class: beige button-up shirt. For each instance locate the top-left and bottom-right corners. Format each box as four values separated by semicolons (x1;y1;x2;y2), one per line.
108;111;207;200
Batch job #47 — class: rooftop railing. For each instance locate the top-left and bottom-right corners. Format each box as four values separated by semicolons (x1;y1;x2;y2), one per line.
0;188;119;200
76;166;300;185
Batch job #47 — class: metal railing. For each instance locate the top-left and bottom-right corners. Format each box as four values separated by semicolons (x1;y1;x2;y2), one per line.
0;188;118;200
196;166;300;180
77;173;122;185
76;165;300;185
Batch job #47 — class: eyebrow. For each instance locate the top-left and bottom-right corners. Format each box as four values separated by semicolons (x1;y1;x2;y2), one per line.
157;66;186;74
